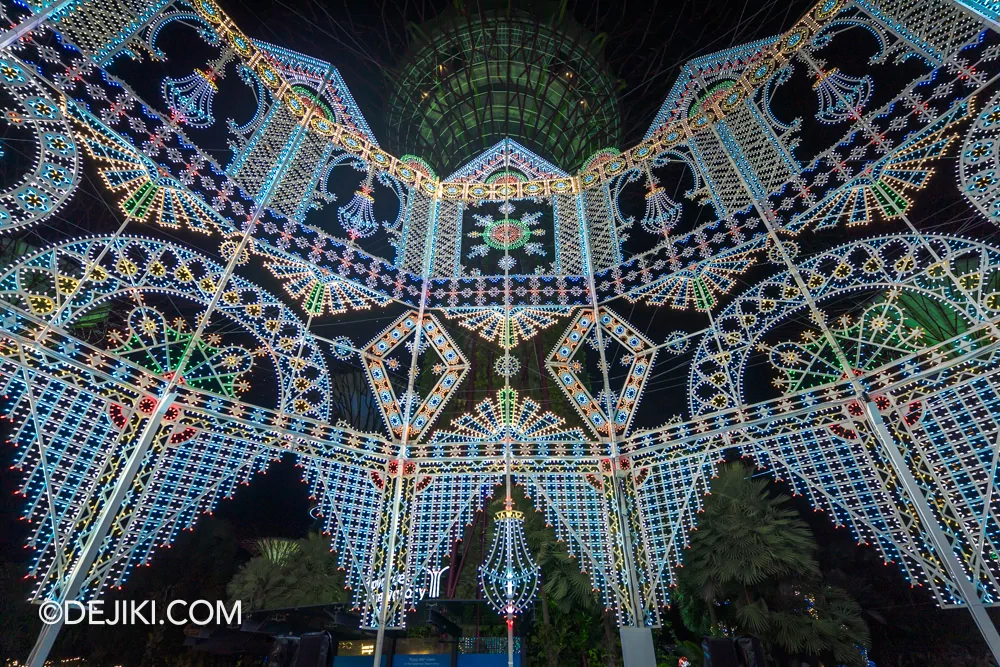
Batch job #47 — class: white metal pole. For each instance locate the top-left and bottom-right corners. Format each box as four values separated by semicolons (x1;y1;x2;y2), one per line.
0;0;72;50
863;400;1000;661
26;391;177;667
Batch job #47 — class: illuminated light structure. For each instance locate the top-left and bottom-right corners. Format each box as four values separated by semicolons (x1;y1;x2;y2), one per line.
480;503;539;666
6;0;1000;664
162;48;236;128
0;56;80;232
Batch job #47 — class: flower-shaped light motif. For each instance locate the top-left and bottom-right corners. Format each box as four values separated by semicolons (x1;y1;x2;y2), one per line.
494;355;520;378
330;336;355;360
480;504;540;620
467;209;545;270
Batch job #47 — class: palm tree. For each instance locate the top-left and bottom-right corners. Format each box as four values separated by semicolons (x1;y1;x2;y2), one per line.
227;532;349;610
255;537;301;564
676;462;870;666
513;489;619;667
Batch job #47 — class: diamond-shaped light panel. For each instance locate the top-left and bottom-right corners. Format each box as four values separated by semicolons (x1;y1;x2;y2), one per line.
546;307;656;437
362;310;468;441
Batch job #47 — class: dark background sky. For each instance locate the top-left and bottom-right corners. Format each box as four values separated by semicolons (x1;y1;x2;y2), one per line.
223;0;818;147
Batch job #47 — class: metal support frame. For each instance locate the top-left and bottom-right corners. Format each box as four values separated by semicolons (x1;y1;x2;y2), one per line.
950;0;1000;33
11;3;1000;666
709;86;1000;656
578;183;650;656
370;192;440;667
21;32;332;662
863;400;1000;659
0;0;73;50
26;390;177;667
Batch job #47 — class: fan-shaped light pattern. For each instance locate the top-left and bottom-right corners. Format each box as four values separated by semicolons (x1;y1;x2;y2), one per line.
162;70;218;128
790;102;963;231
764;300;930;395
688;234;991;416
70;103;227;234
431;388;588;458
0;322;278;602
624;244;759;311
960;89;1000;227
109;306;253;397
265;255;391;316
480;507;540;618
546;308;656;437
441;306;571;349
0;235;329;419
362;311;468;441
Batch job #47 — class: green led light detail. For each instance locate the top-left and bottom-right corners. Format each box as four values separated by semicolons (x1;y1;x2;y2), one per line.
291;85;335;123
482;218;532;251
688;79;736;118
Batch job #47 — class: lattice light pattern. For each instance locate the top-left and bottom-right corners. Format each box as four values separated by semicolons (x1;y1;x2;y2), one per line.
2;0;1000;653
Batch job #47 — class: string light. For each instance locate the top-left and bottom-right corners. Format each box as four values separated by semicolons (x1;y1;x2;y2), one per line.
3;0;1000;651
338;169;382;240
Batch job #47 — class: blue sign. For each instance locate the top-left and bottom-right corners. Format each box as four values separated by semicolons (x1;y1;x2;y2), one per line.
394;655;451;667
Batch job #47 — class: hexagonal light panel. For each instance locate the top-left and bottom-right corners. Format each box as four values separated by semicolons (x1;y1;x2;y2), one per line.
546;307;656;437
362;310;468;441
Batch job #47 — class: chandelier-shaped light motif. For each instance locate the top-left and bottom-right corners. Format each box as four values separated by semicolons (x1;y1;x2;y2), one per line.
639;170;681;236
162;49;235;128
337;169;381;239
480;504;540;619
813;67;872;124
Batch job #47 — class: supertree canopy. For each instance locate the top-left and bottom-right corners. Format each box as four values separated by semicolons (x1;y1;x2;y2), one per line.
6;0;1000;664
384;0;621;175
